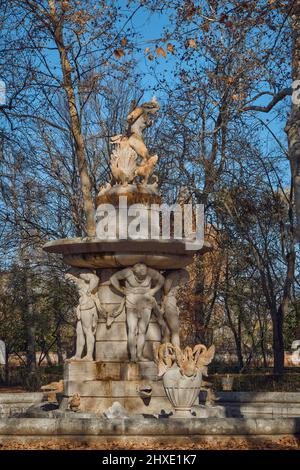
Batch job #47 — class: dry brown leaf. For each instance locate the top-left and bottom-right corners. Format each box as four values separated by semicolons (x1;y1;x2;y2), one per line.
167;43;175;54
114;48;124;59
156;46;166;58
188;38;198;49
0;437;299;450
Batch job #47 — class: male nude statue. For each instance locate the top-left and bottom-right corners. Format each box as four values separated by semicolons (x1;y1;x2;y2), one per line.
110;263;165;362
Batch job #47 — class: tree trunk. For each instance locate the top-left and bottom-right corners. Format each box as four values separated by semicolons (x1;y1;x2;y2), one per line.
24;264;36;371
235;337;244;371
286;0;300;236
260;331;268;368
271;308;285;374
194;260;206;344
236;316;244;370
56;329;64;366
49;3;95;236
58;45;95;236
4;348;9;385
224;300;244;370
45;351;53;366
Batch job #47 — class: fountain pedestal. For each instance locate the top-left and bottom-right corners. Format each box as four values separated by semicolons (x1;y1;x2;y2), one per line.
60;359;171;415
43;239;211;415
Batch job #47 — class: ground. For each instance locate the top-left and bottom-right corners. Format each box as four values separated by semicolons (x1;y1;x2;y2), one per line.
1;383;300;450
0;438;300;450
0;387;26;393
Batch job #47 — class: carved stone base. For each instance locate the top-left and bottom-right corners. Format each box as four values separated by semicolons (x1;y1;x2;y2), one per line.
96;361;158;381
60;396;172;415
62;361;172;415
64;360;158;382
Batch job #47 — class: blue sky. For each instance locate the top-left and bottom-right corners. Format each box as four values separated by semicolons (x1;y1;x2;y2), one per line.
120;3;290;173
0;0;291;183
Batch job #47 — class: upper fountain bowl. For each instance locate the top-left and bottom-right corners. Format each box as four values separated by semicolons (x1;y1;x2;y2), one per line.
43;238;212;270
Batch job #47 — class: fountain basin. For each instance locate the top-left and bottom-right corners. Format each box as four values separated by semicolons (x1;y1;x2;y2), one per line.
43;238;212;269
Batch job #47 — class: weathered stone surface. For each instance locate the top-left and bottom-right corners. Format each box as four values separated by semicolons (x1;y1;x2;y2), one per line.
119;363;140;381
59;396;172;414
213;392;300;403
95;341;128;361
198;392;300;418
0;393;45;418
96;321;161;342
63;252;195;270
145;323;162;341
156;343;215;415
108;264;165;362
0;393;44;404
97;320;126;340
43;238;209;269
139;361;159;380
95;361;157;381
96;340;160;362
65;359;158;383
43;238;211;258
96;362;122;380
64;361;97;382
193;405;226;418
65;380;109;397
98;284;124;304
103;402;129;419
64;379;165;398
0;417;300;437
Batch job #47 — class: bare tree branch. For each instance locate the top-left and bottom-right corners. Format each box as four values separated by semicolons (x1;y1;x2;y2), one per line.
242;88;292;113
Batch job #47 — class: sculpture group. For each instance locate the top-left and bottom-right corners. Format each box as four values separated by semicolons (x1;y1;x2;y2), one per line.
111;97;160;186
67;263;189;363
52;96;216;416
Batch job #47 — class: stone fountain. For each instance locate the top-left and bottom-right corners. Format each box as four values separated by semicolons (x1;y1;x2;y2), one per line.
0;98;299;448
43;97;212;416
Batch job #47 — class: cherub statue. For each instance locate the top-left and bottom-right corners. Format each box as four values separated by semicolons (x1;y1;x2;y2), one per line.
110;97;160;185
66;269;103;361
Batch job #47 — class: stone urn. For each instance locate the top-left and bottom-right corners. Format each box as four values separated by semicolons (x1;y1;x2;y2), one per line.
155;343;215;418
162;365;203;417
